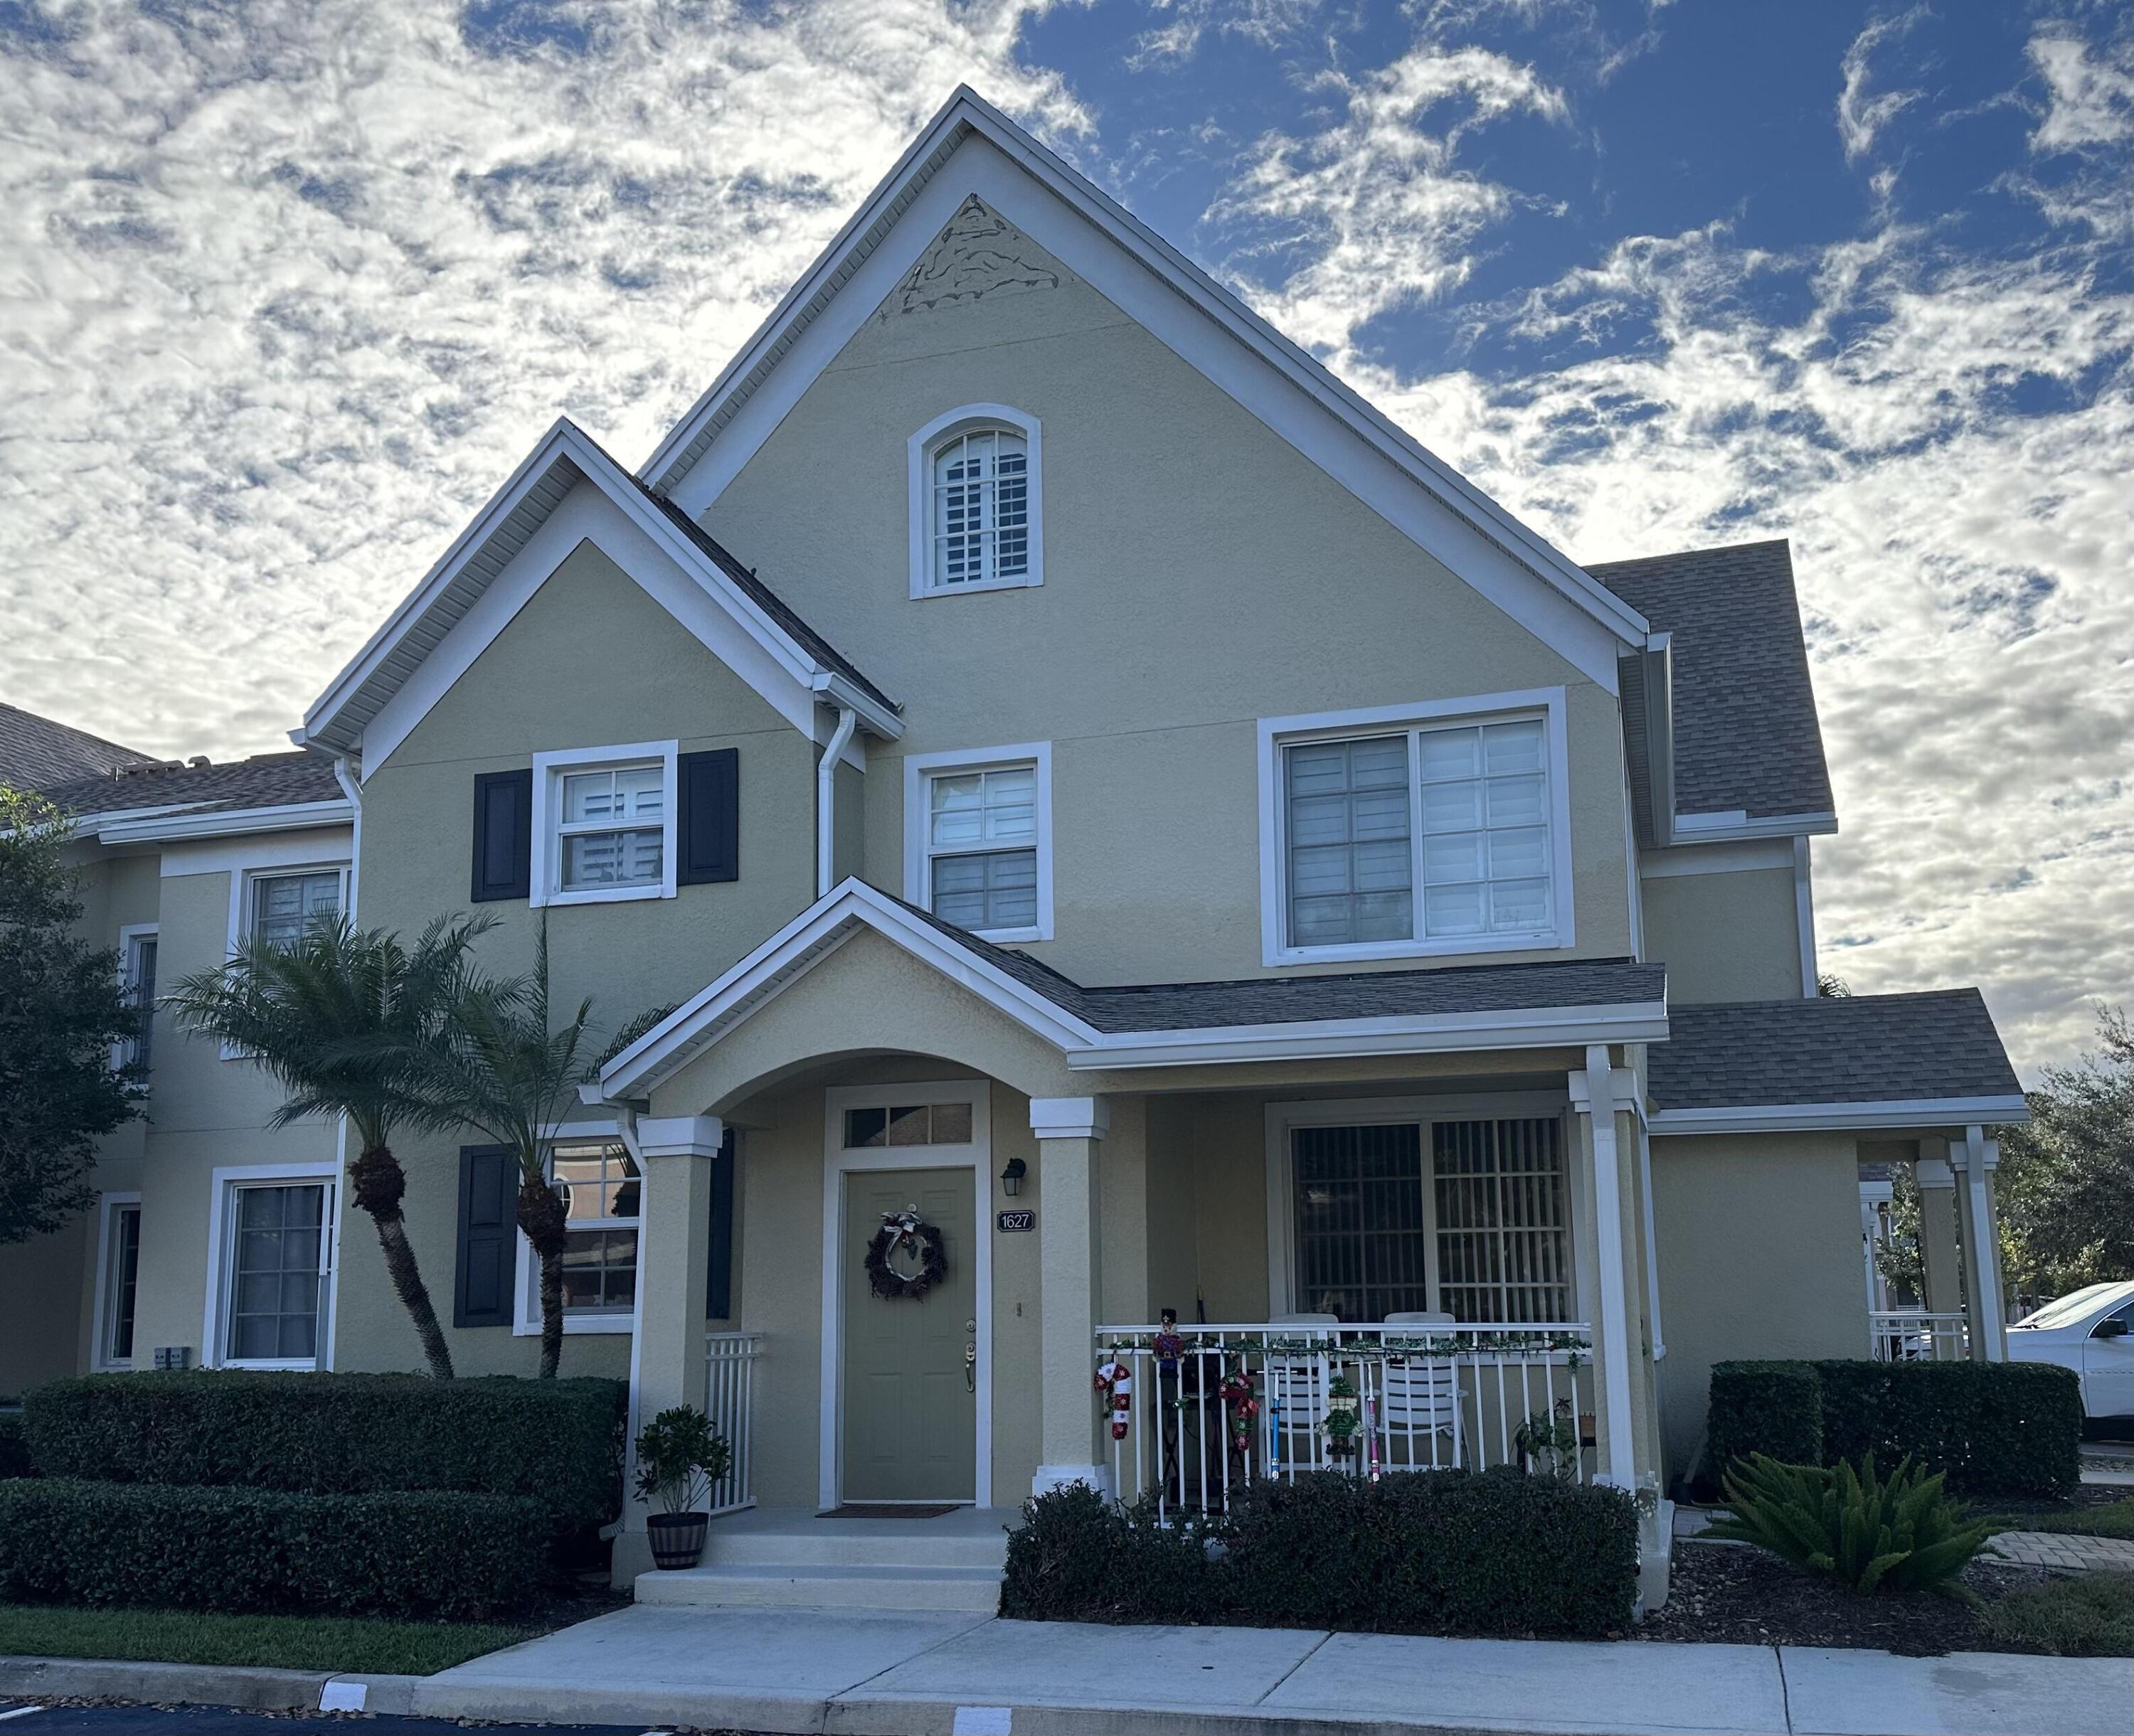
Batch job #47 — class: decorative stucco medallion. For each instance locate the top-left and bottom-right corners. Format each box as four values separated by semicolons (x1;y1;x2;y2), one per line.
879;196;1062;319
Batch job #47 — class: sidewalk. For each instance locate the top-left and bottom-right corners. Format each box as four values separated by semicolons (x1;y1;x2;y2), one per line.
319;1604;2133;1736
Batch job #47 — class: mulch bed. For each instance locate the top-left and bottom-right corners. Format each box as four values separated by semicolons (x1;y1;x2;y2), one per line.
1635;1540;2054;1655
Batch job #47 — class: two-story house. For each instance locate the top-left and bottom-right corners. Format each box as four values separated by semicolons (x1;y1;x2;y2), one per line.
4;90;2027;1606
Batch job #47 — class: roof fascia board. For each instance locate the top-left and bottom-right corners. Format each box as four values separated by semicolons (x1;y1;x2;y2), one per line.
1669;810;1839;843
1074;1001;1670;1071
1650;1096;2030;1135
95;799;354;845
653;104;1645;690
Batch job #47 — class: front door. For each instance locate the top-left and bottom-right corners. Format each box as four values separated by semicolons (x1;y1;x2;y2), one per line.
842;1167;977;1502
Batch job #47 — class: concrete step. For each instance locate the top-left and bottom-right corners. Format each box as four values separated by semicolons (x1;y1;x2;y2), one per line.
634;1561;1004;1612
703;1526;1008;1570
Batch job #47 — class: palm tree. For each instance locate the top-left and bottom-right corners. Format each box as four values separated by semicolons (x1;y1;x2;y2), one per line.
169;914;492;1379
410;923;602;1378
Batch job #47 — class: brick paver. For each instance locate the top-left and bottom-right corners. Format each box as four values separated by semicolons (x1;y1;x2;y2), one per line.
1985;1529;2134;1573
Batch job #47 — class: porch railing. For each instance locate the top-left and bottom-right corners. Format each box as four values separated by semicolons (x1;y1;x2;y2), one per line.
1096;1322;1595;1518
704;1331;763;1515
1869;1310;1968;1363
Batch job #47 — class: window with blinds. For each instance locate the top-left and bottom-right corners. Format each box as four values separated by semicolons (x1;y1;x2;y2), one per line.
1290;1115;1572;1324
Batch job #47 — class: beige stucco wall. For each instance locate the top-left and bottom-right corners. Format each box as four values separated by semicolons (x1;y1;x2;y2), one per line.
1650;1130;1867;1476
1640;866;1803;1004
703;203;1636;988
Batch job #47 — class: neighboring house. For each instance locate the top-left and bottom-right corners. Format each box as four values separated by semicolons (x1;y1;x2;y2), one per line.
1;90;2026;1602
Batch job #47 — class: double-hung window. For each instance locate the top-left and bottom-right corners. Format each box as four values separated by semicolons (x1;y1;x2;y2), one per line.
250;870;342;949
213;1171;334;1368
908;405;1043;596
904;745;1052;942
1263;695;1569;964
531;743;679;907
117;926;158;1072
94;1193;142;1370
553;1139;640;1320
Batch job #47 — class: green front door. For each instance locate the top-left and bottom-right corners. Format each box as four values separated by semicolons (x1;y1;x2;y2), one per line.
842;1167;977;1503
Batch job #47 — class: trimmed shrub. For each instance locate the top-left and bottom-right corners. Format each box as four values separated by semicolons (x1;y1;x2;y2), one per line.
1709;1453;1990;1593
1704;1360;2083;1501
22;1373;625;1528
1706;1361;1822;1473
0;1479;547;1619
1001;1469;1639;1639
0;1412;33;1480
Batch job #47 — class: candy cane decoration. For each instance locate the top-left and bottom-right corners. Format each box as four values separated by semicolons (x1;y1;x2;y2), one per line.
1094;1356;1133;1441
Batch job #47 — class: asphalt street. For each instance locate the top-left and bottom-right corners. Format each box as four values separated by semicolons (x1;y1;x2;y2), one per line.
0;1705;704;1735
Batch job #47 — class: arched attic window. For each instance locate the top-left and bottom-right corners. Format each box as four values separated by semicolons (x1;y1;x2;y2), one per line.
908;405;1043;597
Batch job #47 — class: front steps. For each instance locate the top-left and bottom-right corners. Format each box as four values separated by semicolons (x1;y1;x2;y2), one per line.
632;1506;1012;1612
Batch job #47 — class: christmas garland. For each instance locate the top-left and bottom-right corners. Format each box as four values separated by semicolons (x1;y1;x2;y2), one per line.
864;1208;948;1301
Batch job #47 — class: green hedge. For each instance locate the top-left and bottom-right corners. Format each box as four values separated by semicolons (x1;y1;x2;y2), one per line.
0;1480;547;1619
0;1412;33;1480
1706;1359;2082;1498
22;1373;625;1528
1001;1470;1640;1639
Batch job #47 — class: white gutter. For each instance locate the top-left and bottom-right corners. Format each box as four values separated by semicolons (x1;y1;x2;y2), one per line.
816;707;859;898
94;799;354;845
331;759;363;921
1649;1097;2029;1135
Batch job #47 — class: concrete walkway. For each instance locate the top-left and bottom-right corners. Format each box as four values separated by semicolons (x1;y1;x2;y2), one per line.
324;1604;2134;1736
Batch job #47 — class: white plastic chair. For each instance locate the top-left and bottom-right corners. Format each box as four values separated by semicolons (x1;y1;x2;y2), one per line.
1379;1311;1461;1469
1260;1315;1337;1472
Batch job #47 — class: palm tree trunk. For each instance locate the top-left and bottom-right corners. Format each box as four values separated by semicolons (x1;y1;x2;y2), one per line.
517;1172;570;1379
349;1144;455;1380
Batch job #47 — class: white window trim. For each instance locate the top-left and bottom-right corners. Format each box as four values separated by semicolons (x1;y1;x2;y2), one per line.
202;1161;339;1371
513;1119;636;1336
819;1079;994;1510
1262;1093;1582;1324
902;741;1054;943
112;923;159;1073
90;1191;143;1372
222;861;352;1060
1256;688;1576;966
530;741;680;909
907;403;1044;599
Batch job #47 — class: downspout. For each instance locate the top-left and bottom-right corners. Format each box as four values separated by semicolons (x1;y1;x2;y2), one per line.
817;706;858;898
326;755;363;1372
331;756;362;921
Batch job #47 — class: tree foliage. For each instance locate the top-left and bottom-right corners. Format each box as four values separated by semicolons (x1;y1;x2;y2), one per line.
0;789;141;1245
1709;1452;1990;1594
1997;1007;2133;1296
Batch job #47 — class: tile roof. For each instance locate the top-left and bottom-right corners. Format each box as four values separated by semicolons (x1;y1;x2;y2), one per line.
41;750;346;821
1649;991;2023;1111
891;893;1665;1031
0;702;157;792
1587;538;1835;823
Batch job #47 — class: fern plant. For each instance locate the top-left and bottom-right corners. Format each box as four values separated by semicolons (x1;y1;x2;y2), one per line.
1708;1452;1990;1594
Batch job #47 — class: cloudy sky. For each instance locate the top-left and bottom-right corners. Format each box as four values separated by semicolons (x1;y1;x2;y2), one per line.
1;0;2127;1075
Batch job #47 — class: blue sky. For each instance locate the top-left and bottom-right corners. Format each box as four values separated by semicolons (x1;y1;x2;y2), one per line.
0;0;2127;1073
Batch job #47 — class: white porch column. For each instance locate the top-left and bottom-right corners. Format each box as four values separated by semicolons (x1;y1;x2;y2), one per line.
1569;1047;1639;1491
1030;1095;1110;1498
1913;1154;1964;1331
631;1116;724;1428
1950;1127;2007;1362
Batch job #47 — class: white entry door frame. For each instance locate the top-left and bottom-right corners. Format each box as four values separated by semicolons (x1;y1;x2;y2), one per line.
819;1079;994;1511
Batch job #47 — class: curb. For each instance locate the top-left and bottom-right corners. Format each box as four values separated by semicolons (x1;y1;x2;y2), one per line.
0;1655;333;1711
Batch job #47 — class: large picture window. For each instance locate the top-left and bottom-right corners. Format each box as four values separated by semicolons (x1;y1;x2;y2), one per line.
219;1178;332;1366
1289;1115;1571;1325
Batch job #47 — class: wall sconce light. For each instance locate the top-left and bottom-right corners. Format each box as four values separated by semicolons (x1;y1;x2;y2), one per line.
999;1157;1027;1198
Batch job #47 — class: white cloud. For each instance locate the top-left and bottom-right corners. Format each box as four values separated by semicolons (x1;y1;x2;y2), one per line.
1836;7;1927;162
2027;29;2132;153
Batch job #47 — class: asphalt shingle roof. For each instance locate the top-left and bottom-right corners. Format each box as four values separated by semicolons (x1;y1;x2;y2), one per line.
1586;538;1835;823
0;702;157;792
41;751;345;821
1649;991;2023;1111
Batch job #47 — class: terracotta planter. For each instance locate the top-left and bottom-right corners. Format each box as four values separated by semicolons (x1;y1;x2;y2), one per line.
647;1510;709;1570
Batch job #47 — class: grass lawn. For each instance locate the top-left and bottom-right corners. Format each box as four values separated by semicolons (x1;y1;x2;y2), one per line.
1984;1498;2134;1542
1972;1572;2134;1658
0;1604;534;1675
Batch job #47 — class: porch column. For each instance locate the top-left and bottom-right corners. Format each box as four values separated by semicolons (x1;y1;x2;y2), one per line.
1913;1153;1964;1339
1950;1127;2007;1362
1031;1096;1110;1498
631;1115;723;1429
1569;1048;1639;1491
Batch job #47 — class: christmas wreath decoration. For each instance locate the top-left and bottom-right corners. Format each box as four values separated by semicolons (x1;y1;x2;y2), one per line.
864;1207;948;1301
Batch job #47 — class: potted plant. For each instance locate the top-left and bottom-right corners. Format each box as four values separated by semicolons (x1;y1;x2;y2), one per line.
633;1403;731;1570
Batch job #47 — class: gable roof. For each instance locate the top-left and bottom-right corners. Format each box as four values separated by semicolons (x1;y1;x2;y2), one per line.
598;878;1669;1096
639;86;1650;683
1588;539;1835;830
1;702;157;792
299;419;898;762
1648;990;2026;1131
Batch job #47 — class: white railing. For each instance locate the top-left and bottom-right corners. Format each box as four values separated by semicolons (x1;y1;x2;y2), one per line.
1869;1310;1969;1363
704;1331;763;1514
1096;1322;1596;1518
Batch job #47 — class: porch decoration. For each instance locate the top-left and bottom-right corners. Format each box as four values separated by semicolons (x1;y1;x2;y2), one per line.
864;1206;948;1301
1094;1355;1134;1440
1152;1308;1185;1375
633;1402;732;1572
1216;1365;1258;1461
1363;1392;1382;1483
1323;1373;1361;1463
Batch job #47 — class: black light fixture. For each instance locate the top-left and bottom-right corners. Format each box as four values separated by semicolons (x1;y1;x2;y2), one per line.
999;1156;1027;1198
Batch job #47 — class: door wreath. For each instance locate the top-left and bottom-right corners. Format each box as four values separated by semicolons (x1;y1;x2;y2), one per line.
865;1207;948;1301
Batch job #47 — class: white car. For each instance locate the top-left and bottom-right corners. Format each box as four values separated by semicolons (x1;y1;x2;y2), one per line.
2006;1280;2134;1421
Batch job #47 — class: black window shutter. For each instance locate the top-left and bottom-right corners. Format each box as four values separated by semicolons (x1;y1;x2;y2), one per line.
469;770;533;902
706;1127;736;1319
677;749;739;885
455;1144;519;1328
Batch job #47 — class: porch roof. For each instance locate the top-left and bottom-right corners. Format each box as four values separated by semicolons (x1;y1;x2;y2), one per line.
1647;990;2029;1134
